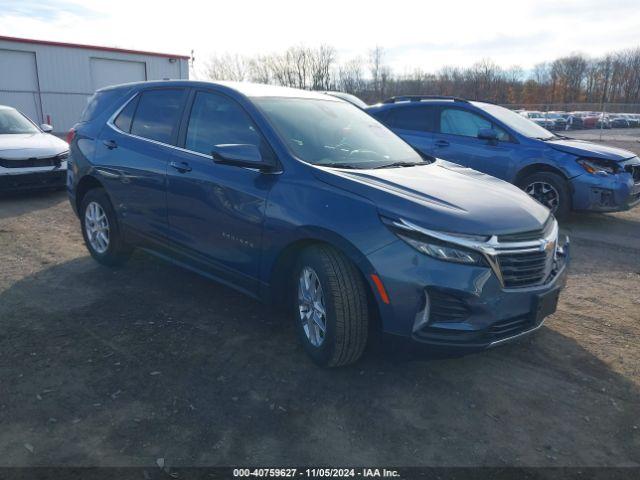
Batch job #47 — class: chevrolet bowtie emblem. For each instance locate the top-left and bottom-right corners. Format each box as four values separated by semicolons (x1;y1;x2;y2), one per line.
540;239;555;253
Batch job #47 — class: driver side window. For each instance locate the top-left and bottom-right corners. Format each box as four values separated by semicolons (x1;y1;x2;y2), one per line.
185;91;273;160
440;108;509;141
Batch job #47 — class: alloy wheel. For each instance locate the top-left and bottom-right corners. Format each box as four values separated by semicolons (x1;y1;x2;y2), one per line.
298;266;327;347
525;181;560;212
84;201;110;254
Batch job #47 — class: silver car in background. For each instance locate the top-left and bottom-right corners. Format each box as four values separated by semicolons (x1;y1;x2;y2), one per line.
0;105;69;192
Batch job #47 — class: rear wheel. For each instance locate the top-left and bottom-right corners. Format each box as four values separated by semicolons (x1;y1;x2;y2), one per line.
292;245;369;367
80;188;132;266
519;172;571;219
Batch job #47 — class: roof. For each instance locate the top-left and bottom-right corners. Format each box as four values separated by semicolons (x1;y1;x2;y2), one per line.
0;35;190;60
100;80;342;101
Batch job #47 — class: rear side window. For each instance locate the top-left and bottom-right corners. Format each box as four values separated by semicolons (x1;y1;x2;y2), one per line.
113;96;139;133
80;89;125;122
130;89;185;144
388;106;435;132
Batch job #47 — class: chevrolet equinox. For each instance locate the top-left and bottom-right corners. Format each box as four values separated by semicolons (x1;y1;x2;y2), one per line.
67;81;570;367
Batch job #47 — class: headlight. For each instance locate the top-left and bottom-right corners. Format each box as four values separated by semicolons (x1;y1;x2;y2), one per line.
56;151;70;160
577;157;620;175
398;234;485;264
382;217;487;265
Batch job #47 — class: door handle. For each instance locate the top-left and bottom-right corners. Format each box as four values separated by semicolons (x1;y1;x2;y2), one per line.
102;139;118;150
435;140;450;147
170;161;192;173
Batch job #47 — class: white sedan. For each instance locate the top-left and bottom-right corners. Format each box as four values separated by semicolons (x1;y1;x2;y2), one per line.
0;105;69;192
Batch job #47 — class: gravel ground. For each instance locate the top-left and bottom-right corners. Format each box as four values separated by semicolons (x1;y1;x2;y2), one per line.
0;140;639;468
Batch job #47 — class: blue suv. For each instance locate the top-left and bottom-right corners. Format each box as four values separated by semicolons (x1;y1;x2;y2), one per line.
368;96;640;218
67;81;569;367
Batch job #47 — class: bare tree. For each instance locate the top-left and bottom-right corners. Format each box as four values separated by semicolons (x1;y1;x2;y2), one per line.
338;56;366;94
369;46;386;100
204;53;250;82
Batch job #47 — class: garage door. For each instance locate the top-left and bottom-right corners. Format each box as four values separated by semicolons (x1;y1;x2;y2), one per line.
90;58;146;91
0;49;41;123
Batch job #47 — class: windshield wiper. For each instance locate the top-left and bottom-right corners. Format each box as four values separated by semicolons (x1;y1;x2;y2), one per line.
321;163;363;169
374;161;430;169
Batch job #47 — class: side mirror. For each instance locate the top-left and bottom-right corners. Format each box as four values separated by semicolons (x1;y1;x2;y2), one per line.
212;144;273;171
40;124;54;133
478;128;499;143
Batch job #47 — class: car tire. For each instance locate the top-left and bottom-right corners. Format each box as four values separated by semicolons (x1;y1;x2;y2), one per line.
519;172;571;220
80;188;132;266
292;245;369;367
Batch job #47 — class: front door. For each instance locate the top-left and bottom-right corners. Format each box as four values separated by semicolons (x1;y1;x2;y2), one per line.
166;90;277;294
432;106;517;180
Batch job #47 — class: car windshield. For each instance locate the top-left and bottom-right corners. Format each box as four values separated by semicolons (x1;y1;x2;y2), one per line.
254;97;424;169
0;109;40;134
475;103;555;140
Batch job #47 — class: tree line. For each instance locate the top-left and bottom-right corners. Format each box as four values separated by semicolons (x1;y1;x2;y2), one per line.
201;45;640;106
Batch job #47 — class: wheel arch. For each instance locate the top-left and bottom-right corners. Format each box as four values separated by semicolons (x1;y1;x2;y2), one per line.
514;163;569;187
266;231;383;334
75;175;105;214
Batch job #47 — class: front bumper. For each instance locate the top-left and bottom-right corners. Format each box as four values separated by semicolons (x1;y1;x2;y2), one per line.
0;168;67;192
570;167;640;212
366;239;569;349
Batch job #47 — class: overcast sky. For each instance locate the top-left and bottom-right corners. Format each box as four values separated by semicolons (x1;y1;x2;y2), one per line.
1;0;639;76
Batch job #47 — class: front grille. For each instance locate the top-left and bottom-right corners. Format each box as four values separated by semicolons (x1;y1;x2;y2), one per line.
428;289;470;322
626;164;640;183
497;250;549;288
0;156;63;169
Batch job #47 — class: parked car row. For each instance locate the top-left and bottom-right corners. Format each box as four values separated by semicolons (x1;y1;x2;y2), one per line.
516;109;640;130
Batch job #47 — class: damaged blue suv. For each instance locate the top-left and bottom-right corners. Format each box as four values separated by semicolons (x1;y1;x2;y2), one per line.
67;81;569;367
368;96;640;218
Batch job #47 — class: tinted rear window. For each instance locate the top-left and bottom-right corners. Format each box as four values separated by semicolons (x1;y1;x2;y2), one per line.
80;89;126;122
130;89;185;144
388;106;435;132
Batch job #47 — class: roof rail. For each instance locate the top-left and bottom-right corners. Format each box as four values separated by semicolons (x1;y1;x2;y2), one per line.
382;95;469;104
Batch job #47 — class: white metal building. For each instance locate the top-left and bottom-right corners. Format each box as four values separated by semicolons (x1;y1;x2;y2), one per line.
0;36;190;134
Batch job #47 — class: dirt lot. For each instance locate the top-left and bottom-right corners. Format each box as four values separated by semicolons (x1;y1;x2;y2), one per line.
1;140;639;468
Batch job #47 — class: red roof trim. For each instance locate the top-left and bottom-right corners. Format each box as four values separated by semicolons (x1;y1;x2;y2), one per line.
0;35;190;60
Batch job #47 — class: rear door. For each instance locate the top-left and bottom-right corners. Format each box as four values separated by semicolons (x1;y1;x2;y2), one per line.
432;106;518;180
165;89;277;294
96;87;187;243
384;105;437;156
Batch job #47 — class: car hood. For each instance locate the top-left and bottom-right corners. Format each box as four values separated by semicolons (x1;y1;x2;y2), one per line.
0;133;68;159
547;138;635;162
314;160;550;236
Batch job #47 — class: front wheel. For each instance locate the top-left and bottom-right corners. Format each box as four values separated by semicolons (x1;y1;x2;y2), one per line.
519;172;571;220
293;245;369;367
